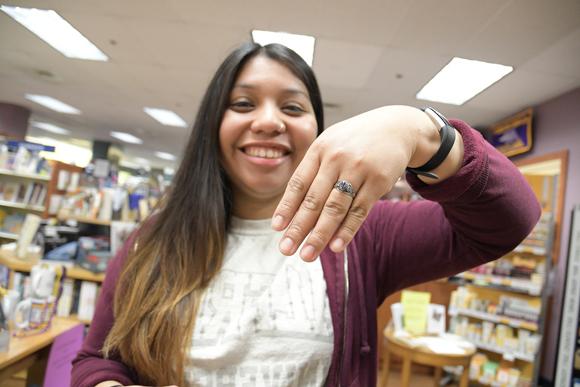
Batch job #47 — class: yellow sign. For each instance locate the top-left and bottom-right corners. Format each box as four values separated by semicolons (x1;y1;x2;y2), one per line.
401;290;431;335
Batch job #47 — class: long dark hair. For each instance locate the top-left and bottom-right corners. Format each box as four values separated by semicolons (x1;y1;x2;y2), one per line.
103;42;324;385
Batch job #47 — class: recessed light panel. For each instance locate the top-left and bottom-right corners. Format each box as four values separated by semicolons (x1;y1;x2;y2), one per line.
252;30;315;66
110;131;143;144
25;94;81;114
416;57;513;105
31;121;71;135
1;5;108;61
155;151;176;161
144;107;188;127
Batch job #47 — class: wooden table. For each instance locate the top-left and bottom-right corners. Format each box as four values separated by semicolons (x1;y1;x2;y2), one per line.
379;327;476;387
0;317;83;383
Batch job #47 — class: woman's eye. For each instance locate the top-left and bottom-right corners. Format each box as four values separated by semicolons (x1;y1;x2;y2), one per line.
230;101;253;110
283;105;305;113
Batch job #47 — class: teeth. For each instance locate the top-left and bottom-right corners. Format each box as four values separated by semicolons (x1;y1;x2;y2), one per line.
245;146;285;159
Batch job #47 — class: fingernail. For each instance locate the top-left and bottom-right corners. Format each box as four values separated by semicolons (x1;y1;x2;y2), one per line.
272;215;284;230
280;237;294;254
331;238;345;252
300;244;316;261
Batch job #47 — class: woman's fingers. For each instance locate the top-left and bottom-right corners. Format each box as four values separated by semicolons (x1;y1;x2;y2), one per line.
272;150;320;231
329;180;383;252
278;170;338;256
296;180;359;261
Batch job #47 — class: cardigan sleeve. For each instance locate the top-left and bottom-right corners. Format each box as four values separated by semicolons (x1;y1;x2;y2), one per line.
70;233;138;387
370;119;541;302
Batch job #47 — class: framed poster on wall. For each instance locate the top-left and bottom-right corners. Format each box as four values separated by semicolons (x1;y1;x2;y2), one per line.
489;108;533;157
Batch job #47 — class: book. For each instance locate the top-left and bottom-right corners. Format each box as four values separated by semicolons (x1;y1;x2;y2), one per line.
77;281;98;321
22;183;35;204
35;185;47;207
56;278;74;317
2;182;19;202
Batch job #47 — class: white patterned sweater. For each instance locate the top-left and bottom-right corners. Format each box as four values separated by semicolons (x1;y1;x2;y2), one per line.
186;217;334;386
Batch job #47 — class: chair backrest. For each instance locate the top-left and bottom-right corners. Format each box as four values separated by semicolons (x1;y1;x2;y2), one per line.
43;323;84;387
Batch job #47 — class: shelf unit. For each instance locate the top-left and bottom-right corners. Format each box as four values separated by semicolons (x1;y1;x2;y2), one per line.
472;340;534;363
0;250;105;283
43;161;83;218
0;200;45;212
450;272;542;296
0;167;54;241
0;231;18;240
448;216;554;386
449;307;539;332
0;169;50;182
0;249;104;326
57;214;111;227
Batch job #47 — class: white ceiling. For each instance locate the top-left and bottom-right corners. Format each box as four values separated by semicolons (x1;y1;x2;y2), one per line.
1;0;579;168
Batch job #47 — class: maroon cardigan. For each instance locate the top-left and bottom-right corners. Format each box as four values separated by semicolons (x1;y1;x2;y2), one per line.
71;120;541;387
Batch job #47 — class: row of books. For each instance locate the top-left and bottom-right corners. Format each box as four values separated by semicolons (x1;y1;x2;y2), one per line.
57;278;100;322
0;209;26;235
0;142;52;177
57;187;156;223
0;180;48;208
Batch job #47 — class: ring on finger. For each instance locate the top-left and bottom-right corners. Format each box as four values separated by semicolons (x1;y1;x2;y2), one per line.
334;179;356;198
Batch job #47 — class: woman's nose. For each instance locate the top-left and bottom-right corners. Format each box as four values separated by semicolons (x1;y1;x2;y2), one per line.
250;104;285;134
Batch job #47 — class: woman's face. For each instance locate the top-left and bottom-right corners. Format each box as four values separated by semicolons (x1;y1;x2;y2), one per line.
219;55;318;214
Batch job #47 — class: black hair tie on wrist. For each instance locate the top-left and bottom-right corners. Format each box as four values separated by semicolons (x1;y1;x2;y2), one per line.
406;107;456;179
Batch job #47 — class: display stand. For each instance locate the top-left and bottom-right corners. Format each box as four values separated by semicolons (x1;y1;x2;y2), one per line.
554;204;580;387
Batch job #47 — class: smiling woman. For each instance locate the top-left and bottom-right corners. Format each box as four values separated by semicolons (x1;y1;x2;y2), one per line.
70;42;541;387
219;55;318;219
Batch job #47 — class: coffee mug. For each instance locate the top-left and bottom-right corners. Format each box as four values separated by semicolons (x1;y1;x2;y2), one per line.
1;289;20;324
30;264;56;300
14;296;55;330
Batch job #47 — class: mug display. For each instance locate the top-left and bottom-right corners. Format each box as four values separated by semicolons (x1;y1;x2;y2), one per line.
30;264;57;300
14;296;55;330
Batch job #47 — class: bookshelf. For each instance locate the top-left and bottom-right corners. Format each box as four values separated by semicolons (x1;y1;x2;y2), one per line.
0;231;18;240
0;250;104;283
57;214;111;227
0;200;45;212
0;169;51;241
448;215;554;386
0;169;50;182
0;249;105;327
43;161;83;218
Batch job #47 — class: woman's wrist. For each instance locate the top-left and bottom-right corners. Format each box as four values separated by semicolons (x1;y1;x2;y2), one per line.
407;107;442;168
405;107;464;184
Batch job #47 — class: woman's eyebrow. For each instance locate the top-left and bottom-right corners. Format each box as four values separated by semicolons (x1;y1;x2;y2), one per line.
232;83;308;97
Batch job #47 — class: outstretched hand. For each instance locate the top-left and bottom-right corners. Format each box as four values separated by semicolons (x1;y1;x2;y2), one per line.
272;106;439;261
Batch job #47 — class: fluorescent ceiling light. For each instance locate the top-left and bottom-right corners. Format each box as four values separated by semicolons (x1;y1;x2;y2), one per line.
252;30;315;66
25;94;81;114
155;151;176;161
31;121;71;135
134;157;150;165
416;57;513;105
110;131;143;144
1;5;108;61
144;107;187;127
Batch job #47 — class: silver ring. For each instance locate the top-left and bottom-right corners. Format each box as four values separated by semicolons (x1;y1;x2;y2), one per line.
334;179;356;198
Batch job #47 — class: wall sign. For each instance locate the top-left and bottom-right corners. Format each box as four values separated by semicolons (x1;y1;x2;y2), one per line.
489;108;533;157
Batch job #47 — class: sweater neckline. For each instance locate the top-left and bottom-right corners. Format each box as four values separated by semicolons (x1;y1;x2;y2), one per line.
230;216;276;236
